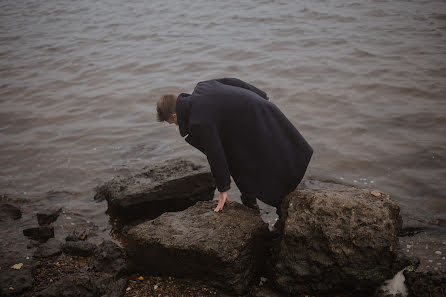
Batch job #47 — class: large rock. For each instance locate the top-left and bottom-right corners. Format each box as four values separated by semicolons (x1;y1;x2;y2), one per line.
271;188;402;295
94;158;215;223
125;200;271;295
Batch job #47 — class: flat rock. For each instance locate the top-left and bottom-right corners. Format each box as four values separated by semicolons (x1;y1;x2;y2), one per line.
37;207;62;226
94;158;215;223
62;240;96;257
33;238;63;258
271;188;402;295
125;200;271;295
23;226;54;242
0;203;22;221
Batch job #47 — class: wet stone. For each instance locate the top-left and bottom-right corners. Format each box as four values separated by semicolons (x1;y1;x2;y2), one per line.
90;240;127;277
271;188;402;295
23;226;54;242
125;200;271;295
94;158;216;224
0;203;22;221
65;226;93;241
404;270;446;297
33;238;63;258
37;207;62;226
62;240;96;257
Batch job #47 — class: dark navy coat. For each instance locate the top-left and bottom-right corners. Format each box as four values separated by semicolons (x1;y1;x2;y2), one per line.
175;78;313;208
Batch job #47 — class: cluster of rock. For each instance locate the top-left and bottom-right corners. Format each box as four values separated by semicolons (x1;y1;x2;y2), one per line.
94;158;216;227
0;198;129;296
94;157;426;296
2;158;442;296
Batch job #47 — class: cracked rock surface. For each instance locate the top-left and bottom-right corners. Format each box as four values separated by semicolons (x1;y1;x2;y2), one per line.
125;200;271;295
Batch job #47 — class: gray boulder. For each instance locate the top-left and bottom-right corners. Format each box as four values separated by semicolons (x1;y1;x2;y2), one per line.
271;188;402;295
94;158;215;223
125;200;271;295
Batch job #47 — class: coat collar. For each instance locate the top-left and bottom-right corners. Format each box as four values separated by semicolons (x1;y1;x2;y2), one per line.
176;92;191;137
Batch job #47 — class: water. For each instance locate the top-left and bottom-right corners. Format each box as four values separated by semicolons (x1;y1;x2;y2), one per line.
1;0;446;238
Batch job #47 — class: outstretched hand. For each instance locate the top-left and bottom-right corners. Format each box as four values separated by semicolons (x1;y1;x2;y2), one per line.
214;191;231;212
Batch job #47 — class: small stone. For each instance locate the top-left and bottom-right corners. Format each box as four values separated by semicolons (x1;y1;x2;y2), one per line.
10;263;23;269
435;250;442;255
371;190;381;197
37;208;61;226
23;226;54;242
62;241;96;257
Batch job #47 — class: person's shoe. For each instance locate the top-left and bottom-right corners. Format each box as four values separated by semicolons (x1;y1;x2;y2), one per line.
244;202;260;214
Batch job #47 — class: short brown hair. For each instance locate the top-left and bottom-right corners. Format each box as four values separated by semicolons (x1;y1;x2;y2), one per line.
156;94;177;122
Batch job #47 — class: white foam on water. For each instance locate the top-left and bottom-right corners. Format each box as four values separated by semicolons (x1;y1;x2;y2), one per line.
379;268;408;297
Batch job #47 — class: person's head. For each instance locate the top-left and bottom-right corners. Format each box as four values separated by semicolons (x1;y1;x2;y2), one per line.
156;94;178;125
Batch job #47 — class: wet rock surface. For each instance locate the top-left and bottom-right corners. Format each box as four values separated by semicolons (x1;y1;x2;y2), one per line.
0;203;22;221
404;270;446;297
1;173;444;297
271;188;403;295
0;254;35;295
33;238;63;258
94;158;216;224
62;240;96;256
36;207;61;226
23;226;55;242
91;240;128;277
34;272;127;297
125;200;271;295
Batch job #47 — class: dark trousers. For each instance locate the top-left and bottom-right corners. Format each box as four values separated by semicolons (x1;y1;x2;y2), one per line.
240;192;258;208
241;191;284;233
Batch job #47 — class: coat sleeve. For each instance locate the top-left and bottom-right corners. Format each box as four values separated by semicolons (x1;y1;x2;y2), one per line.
214;77;269;101
190;124;231;192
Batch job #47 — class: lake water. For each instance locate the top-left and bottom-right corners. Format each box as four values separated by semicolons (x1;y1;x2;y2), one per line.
1;0;445;238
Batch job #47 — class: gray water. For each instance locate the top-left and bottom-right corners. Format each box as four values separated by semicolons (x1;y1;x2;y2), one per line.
1;0;446;237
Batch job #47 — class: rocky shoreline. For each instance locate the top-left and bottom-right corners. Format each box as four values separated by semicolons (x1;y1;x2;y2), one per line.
1;158;445;297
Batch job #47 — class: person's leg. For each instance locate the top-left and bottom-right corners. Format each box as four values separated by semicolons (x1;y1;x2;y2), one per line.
273;204;284;234
240;192;260;211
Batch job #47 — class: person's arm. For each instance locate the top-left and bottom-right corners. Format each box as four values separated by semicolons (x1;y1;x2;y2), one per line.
214;77;269;101
190;124;231;193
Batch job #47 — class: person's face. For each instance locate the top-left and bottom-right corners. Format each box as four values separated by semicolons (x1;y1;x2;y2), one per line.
167;113;178;125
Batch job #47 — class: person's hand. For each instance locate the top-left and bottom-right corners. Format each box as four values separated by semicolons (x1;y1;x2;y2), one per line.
214;191;231;212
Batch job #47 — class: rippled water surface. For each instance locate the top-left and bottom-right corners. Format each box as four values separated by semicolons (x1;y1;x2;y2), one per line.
1;0;445;234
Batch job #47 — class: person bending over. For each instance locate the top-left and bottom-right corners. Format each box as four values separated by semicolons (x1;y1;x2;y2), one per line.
156;77;313;232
